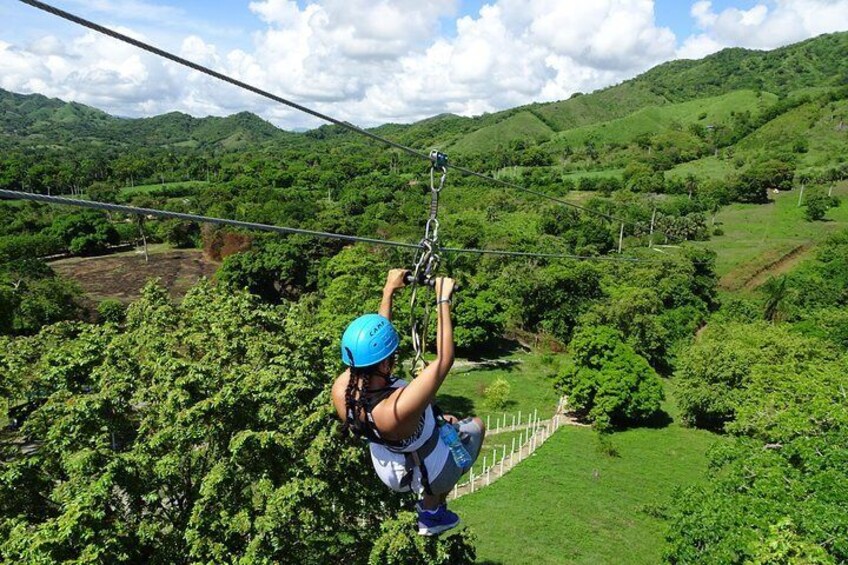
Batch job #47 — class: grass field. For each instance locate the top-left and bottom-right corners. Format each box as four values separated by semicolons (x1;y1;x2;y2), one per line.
436;353;562;422
696;181;848;289
453;379;719;565
453;423;717;565
666;154;736;180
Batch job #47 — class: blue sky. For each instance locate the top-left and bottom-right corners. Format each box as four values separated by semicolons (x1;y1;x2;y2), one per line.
1;0;846;128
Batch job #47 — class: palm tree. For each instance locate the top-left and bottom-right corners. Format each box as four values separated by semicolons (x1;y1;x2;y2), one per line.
762;275;790;323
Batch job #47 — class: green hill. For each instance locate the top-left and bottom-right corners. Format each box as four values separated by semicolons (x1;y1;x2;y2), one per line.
449;110;555;154
554;90;778;147
1;31;846;170
0;88;288;149
631;32;848;102
446;32;846;149
735;96;848;167
529;82;668;132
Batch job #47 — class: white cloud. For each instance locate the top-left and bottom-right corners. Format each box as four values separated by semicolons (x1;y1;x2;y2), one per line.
680;0;848;58
1;0;846;130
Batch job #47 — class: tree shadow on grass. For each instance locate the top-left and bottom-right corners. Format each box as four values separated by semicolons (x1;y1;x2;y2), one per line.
638;409;674;430
459;337;526;362
435;394;476;418
454;359;522;375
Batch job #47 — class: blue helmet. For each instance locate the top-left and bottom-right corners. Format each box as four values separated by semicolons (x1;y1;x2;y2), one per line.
341;314;399;368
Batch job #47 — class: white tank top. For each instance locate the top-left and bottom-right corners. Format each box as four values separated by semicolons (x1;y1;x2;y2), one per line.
368;378;449;493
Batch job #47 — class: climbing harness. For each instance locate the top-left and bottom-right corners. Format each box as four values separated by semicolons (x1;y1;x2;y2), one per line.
408;151;448;373
348;375;441;495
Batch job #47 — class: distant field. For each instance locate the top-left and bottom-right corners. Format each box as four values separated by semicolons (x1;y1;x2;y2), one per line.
666;155;735;180
697;182;848;289
51;245;218;304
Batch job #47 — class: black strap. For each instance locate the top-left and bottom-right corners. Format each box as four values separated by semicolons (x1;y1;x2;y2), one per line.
348;380;440;494
398;427;440;495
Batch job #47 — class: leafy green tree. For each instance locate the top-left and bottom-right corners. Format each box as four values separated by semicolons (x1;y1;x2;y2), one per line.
369;513;476;564
452;285;506;351
0;260;81;336
218;235;337;303
761;275;792;322
96;299;125;324
676;322;834;431
733;160;794;203
521;263;604;343
157;219;200;248
804;192;831;221
556;326;664;430
48;211;119;256
0;234;63;262
0;282;474;563
665;432;848;564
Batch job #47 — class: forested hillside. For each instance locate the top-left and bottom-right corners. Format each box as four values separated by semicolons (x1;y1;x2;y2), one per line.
0;30;847;564
0;88;287;148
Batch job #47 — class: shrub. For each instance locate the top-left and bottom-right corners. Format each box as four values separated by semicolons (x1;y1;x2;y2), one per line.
97;299;125;324
804;193;830;221
483;377;511;411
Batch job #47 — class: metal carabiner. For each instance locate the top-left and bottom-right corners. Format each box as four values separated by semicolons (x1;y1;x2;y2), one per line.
424;218;440;243
430;164;448;194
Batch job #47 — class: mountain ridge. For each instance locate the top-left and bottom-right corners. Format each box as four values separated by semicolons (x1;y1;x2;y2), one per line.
1;31;846;154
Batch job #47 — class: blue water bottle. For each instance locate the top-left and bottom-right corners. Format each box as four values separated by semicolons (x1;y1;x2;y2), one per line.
439;419;473;471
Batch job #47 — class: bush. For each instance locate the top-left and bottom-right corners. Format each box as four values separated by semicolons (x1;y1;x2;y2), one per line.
555;326;664;430
0;234;63;262
483;377;511;411
804;192;831;221
97;299;125;324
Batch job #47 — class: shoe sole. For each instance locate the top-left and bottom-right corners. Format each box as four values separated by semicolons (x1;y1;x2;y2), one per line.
417;518;461;536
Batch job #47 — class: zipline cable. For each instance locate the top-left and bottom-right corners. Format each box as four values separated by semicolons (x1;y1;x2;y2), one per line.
0;190;645;263
17;0;663;236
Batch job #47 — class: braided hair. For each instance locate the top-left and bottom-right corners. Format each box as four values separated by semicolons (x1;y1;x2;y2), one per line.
342;366;372;437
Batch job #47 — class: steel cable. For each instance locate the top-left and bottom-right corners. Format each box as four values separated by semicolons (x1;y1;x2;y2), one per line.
17;0;669;237
0;189;649;263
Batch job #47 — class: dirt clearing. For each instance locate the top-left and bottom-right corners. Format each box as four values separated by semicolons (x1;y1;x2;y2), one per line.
51;247;219;304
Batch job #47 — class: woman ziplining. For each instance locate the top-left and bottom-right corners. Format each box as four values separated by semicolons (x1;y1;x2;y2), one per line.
331;269;486;536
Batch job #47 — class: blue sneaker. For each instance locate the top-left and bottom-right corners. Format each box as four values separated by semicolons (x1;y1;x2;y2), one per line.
416;503;461;536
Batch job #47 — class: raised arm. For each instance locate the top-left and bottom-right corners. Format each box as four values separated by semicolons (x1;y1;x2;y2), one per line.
386;277;455;427
379;269;408;321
